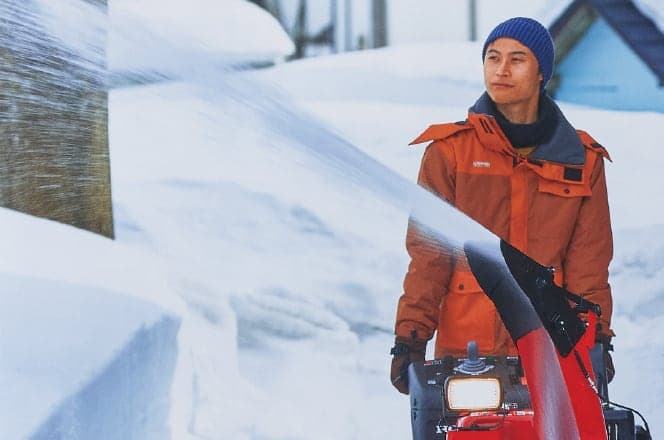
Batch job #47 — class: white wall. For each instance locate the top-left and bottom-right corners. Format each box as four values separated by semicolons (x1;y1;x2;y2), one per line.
386;0;550;46
387;0;470;45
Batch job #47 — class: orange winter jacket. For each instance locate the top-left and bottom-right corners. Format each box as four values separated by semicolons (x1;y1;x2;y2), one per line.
395;96;614;358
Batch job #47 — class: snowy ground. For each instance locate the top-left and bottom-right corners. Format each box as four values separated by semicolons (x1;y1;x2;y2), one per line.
3;1;664;439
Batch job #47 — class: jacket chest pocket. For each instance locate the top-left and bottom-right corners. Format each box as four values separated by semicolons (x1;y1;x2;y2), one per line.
538;178;591;198
533;178;588;245
438;271;497;353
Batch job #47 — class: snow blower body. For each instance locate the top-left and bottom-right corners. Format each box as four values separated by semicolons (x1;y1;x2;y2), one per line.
407;239;650;440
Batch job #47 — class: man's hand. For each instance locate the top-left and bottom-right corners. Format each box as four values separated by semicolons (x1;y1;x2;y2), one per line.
390;336;426;394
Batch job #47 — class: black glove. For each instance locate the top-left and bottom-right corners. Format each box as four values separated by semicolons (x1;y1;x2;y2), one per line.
390;336;426;394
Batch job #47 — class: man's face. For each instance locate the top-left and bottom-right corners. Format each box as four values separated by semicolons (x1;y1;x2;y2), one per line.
483;37;543;108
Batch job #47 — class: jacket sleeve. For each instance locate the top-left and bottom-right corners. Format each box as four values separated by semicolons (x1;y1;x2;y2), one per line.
395;140;456;340
562;153;615;340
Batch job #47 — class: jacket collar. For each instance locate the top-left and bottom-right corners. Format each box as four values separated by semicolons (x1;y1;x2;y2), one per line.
469;93;585;165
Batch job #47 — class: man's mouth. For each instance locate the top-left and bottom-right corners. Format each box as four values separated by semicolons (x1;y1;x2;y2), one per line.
491;83;514;88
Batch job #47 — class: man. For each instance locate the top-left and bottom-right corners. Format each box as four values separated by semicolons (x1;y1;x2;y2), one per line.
390;17;614;394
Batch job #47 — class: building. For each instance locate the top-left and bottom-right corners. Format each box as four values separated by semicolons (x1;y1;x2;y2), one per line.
549;0;664;112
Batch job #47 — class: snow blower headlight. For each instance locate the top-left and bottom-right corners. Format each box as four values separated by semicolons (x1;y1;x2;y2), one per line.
445;377;502;411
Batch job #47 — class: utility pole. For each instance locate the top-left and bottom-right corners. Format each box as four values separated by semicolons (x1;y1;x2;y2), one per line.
469;0;477;41
344;0;353;51
293;0;308;58
330;0;338;53
371;0;388;48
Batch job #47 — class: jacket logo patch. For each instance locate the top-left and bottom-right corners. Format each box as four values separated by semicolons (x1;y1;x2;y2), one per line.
473;161;491;168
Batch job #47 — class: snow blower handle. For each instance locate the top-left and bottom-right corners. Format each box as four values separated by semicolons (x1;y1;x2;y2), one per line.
498;239;600;358
565;290;602;317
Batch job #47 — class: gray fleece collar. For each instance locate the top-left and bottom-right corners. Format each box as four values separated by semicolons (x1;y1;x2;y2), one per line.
469;93;585;165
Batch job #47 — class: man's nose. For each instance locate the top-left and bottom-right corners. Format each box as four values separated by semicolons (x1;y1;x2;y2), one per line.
496;61;509;76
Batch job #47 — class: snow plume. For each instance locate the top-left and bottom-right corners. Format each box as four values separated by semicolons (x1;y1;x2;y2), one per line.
106;0;495;255
185;70;498;254
32;0;107;66
106;0;494;256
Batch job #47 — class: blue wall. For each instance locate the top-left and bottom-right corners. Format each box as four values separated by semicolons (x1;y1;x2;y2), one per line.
554;17;664;113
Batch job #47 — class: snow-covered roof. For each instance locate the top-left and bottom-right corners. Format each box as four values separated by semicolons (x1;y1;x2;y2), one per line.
109;0;295;73
634;0;664;34
550;0;664;85
541;0;664;32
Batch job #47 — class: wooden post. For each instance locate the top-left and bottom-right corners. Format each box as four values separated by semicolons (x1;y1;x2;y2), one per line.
0;0;113;237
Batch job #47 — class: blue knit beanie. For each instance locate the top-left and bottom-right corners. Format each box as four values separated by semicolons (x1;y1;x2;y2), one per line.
482;17;555;89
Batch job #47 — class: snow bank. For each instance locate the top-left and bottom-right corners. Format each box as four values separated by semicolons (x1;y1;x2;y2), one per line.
0;272;179;439
109;0;295;74
0;208;184;439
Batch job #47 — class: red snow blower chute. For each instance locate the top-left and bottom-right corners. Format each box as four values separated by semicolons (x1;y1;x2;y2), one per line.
407;240;651;440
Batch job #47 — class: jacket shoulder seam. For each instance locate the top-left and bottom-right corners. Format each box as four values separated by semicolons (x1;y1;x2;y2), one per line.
410;122;473;146
577;130;612;162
